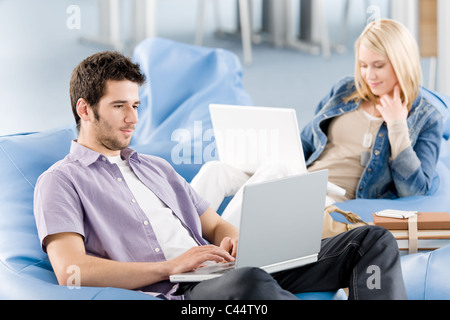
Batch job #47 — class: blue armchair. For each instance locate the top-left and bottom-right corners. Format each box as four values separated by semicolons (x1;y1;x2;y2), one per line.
0;38;343;300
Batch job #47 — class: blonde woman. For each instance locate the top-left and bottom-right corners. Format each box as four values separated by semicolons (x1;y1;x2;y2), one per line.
192;19;444;227
303;19;443;202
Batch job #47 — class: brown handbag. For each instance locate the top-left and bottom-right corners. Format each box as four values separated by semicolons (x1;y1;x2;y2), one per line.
322;205;370;239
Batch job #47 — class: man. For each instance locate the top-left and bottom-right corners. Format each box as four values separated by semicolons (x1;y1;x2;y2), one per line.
34;51;407;300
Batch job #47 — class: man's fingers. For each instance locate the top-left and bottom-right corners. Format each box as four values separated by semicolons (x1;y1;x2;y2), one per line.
219;237;239;258
197;245;235;262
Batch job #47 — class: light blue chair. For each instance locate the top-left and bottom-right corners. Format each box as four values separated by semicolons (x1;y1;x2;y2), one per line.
0;38;343;299
131;38;253;182
401;244;450;300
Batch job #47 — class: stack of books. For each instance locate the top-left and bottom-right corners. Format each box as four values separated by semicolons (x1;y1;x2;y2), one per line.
372;211;450;253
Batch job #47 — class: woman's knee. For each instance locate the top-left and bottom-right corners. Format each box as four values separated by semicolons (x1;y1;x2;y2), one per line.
197;161;225;175
192;161;229;189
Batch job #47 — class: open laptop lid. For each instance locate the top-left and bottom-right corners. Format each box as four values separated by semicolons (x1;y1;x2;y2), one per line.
169;170;328;283
236;170;328;272
209;104;306;175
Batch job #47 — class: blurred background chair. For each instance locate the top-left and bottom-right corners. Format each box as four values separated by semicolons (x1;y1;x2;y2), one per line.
196;0;253;65
194;0;369;65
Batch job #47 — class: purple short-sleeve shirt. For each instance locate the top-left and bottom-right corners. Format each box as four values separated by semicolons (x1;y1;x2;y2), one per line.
33;141;210;299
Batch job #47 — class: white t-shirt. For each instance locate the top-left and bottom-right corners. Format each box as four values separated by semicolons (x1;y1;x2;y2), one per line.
108;155;198;260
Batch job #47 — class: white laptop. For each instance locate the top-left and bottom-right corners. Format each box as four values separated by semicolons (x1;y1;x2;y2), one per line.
208;104;346;200
209;104;307;175
169;170;328;283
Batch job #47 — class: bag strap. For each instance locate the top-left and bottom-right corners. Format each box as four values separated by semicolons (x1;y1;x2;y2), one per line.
325;205;369;225
408;215;418;254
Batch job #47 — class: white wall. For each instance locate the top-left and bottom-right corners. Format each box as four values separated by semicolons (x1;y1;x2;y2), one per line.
390;0;419;40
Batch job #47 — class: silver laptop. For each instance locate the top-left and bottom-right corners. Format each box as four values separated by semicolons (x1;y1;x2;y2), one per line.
209;104;307;175
169;170;328;283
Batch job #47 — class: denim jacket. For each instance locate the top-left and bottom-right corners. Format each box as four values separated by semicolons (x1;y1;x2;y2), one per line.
301;77;444;199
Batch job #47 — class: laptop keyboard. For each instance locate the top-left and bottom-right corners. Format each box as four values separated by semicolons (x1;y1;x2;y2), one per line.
211;265;235;274
195;261;236;275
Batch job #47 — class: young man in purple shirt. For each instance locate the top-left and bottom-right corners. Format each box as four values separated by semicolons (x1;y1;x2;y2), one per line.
33;51;407;300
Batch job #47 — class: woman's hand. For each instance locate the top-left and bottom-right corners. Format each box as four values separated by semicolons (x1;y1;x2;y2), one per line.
376;85;408;123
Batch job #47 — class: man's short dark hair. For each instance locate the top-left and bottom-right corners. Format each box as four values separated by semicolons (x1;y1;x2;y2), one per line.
70;51;146;132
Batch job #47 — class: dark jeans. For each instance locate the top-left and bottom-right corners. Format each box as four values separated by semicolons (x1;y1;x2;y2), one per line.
180;225;408;300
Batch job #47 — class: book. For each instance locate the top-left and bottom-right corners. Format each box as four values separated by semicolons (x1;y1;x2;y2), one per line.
396;238;450;251
389;229;450;240
372;212;450;231
372;212;450;252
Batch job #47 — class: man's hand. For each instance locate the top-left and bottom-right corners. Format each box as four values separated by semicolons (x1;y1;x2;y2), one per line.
219;236;238;258
167;245;235;275
163;207;240;275
376;85;408;124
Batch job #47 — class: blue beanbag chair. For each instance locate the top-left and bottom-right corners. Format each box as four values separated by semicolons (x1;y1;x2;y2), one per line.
401;244;450;300
131;38;253;182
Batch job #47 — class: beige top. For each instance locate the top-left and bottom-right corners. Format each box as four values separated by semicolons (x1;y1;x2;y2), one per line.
308;107;411;202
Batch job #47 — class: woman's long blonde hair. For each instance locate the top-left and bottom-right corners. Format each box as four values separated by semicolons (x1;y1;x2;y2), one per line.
346;19;423;111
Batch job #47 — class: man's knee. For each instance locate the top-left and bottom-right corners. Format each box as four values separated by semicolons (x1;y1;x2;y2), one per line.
223;267;279;299
365;225;396;243
357;225;400;254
